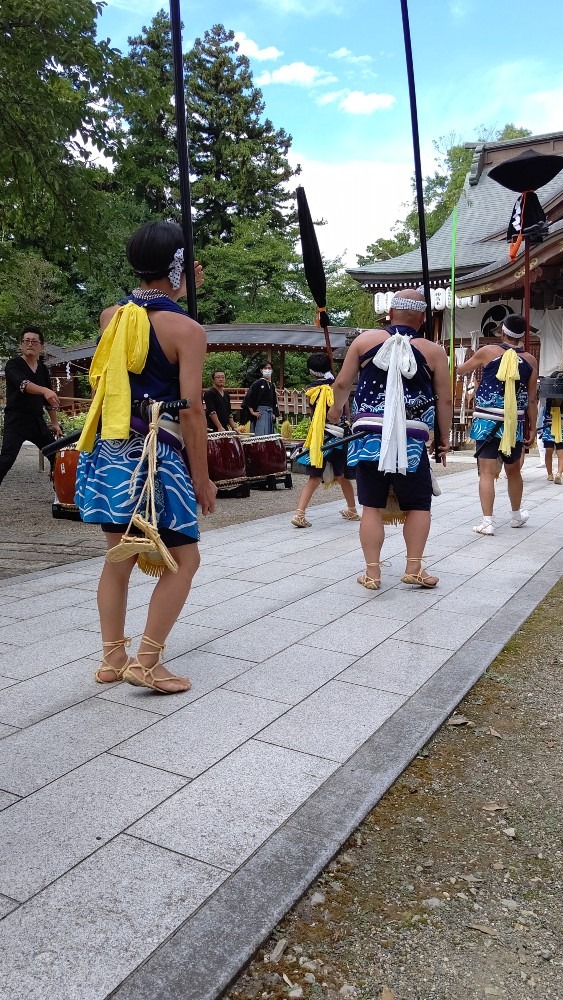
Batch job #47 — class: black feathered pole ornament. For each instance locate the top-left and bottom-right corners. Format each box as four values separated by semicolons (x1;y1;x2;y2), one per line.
489;148;563;349
296;186;333;369
169;0;198;321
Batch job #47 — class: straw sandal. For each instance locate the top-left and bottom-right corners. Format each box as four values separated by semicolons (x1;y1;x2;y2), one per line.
401;557;439;589
340;507;361;521
123;635;191;694
554;473;562;485
357;561;387;591
95;637;133;684
291;509;312;528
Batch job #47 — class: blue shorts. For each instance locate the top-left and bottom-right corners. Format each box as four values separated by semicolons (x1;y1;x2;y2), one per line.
356;449;432;511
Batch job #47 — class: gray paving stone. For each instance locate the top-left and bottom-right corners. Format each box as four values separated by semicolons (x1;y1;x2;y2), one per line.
0;791;19;811
180;595;285;631
0;754;187;901
350;585;442;618
245;574;328;603
0;723;20;739
338;639;452;695
3;587;98;620
300;611;405;656
0;656;100;730
0;616;18;629
393;609;487;650
271;590;370;625
130;740;337;871
225;642;357;704
0;675;17;691
113;688;287;778
0;894;18;919
0;606;100;647
200;616;320;662
228;562;301;584
0;835;226;1000
257;680;405;761
0;699;159;796
99;649;253;716
0;630;102;681
182;577;261;607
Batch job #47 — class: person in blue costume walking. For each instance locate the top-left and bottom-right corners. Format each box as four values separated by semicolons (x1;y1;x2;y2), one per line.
540;365;563;484
328;289;451;590
457;314;537;535
75;221;216;694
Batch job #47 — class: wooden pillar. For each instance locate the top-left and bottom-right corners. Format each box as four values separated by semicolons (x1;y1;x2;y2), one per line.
279;349;285;389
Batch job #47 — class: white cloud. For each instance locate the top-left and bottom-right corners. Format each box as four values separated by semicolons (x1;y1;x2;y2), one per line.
289;152;413;265
233;32;283;62
339;91;396;115
316;90;347;106
329;47;373;65
257;63;337;87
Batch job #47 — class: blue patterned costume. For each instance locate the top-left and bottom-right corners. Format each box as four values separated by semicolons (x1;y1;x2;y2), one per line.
347;327;435;473
541;399;563;445
75;294;198;542
470;345;532;445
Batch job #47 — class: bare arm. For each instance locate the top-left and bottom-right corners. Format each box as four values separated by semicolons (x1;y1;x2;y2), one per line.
457;348;486;377
327;337;364;422
176;320;216;515
429;345;453;459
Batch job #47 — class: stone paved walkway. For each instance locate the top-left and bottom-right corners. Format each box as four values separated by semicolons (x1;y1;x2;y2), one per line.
0;464;561;1000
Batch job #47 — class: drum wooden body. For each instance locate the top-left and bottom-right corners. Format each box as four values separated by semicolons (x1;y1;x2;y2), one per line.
53;447;79;507
241;434;286;478
207;432;246;485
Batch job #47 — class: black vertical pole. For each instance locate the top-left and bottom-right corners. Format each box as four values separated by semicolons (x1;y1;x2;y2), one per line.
400;0;441;462
400;0;432;342
169;0;198;321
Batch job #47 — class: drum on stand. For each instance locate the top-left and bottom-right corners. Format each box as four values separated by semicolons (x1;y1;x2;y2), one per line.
240;434;291;490
52;447;81;520
207;431;246;486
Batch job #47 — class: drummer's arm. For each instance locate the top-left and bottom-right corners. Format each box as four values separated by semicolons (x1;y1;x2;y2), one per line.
208;410;224;432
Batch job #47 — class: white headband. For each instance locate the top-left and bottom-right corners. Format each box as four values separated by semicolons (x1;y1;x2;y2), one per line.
391;296;426;312
502;323;524;340
168;248;184;289
309;369;334;380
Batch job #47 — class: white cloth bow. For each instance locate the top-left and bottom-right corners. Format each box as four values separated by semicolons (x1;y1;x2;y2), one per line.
372;332;417;474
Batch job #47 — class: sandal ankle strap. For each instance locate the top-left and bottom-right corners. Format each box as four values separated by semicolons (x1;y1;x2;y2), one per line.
102;637;132;652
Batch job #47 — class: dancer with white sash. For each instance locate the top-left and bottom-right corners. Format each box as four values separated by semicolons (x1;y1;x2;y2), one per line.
328;289;451;590
457;314;537;535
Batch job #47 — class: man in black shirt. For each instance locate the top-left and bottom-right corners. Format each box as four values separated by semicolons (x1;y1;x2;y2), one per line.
0;326;62;485
204;370;238;432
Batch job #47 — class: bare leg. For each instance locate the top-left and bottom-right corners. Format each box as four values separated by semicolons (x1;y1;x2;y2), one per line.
545;447;554;477
557;449;563;477
292;476;320;524
505;461;524;512
359;506;385;582
402;509;436;583
477;458;498;516
337;476;358;512
97;535;136;680
128;543;201;693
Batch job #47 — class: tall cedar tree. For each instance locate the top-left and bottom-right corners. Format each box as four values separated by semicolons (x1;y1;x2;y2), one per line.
185;24;297;245
113;11;179;216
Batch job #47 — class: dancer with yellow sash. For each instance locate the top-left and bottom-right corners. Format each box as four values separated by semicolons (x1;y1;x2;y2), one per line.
457;314;537;535
540;364;563;484
291;352;360;528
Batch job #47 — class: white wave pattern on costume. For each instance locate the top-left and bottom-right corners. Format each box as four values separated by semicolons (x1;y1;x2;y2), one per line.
75;435;198;537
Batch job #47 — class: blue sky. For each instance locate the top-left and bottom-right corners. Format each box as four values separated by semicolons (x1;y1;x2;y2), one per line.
98;0;563;263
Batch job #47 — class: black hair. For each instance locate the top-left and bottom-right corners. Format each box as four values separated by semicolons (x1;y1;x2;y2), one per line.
307;351;331;374
20;325;44;345
212;370;225;379
126;221;184;282
503;314;527;339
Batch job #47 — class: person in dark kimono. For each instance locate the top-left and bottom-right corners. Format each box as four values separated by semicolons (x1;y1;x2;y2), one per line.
243;363;279;434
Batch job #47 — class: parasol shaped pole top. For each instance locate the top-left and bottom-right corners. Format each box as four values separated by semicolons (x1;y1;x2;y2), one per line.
489;148;563;193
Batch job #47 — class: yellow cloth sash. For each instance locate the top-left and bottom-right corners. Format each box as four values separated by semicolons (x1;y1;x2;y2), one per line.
303;383;334;467
77;302;150;452
551;405;562;444
497;348;520;456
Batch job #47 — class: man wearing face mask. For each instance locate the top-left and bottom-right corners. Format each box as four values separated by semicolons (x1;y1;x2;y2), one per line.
242;362;279;435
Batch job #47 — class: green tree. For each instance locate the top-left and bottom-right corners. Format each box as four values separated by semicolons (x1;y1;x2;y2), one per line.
185;24;298;245
0;0;122;256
